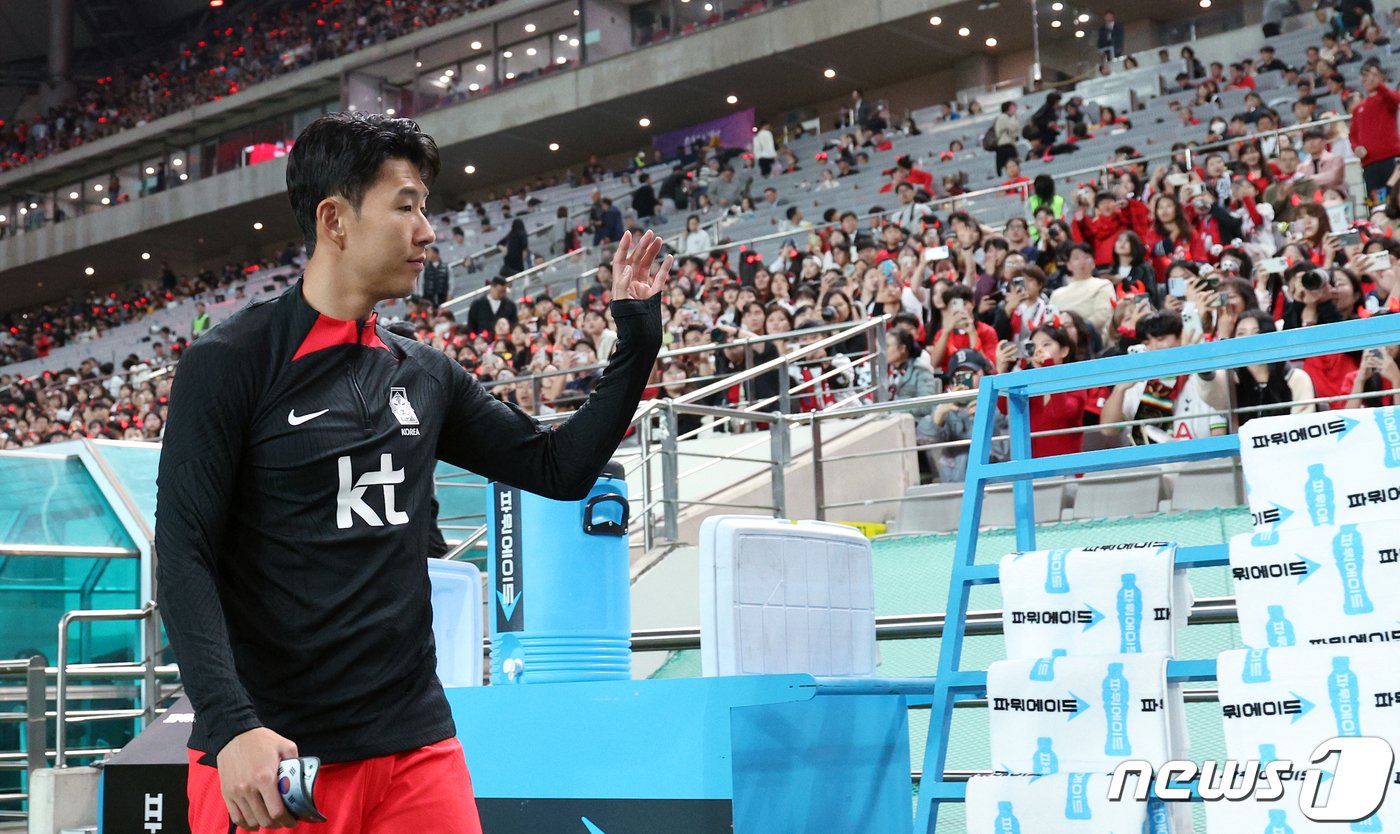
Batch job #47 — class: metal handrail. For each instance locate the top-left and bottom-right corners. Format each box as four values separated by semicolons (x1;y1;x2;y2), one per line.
915;113;1353;214
54;603;157;768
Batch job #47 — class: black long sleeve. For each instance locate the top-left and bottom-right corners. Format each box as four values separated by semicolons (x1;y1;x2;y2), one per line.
153;282;661;763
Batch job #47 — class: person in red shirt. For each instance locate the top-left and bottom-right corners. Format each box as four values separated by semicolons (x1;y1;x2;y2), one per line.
1001;158;1032;199
993;324;1086;458
925;284;1000;373
1226;62;1255;90
1352;58;1400;198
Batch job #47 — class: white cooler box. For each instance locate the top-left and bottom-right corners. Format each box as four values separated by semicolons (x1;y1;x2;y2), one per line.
699;515;877;678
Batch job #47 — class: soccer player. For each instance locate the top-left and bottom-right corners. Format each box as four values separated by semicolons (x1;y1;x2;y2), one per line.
155;113;669;832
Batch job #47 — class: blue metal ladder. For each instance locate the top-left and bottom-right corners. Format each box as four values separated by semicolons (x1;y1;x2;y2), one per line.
910;315;1398;833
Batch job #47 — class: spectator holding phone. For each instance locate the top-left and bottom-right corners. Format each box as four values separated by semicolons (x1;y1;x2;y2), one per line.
993;326;1087;457
926;284;999;373
928;350;1008;481
1146;193;1206;277
1344;343;1400;409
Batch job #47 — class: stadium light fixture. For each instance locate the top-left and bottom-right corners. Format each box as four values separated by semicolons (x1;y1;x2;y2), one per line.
468;82;481;91
471;41;483;49
555;56;567;64
559;33;568;41
85;267;95;275
505;71;516;79
1051;19;1062;27
142;252;151;260
99;197;109;205
727;94;739;104
0;214;6;222
444;68;455;77
639;117;651;127
93;183;104;192
823;68;837;78
1077;12;1090;22
503;50;513;58
1075;28;1085;37
573;7;579;14
1051;1;1062;10
385;108;396;115
69;191;79;199
548;142;561;151
18;208;26;215
476;63;486;72
29;202;36;209
524;23;536;32
569;38;579;47
1199;0;1211;6
526;47;537;56
253;222;264;230
145;167;155;175
179;173;189;181
416;61;423;68
172;158;183;167
209;0;224;6
985;36;998;46
957;26;971;36
465;165;477;174
930;15;942;25
703;2;713;10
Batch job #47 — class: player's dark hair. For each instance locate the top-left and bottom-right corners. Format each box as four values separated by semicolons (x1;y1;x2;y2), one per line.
286;112;441;256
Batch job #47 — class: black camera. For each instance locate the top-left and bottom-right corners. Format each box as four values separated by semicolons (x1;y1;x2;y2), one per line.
1301;270;1324;292
711;327;728;343
821;305;838;323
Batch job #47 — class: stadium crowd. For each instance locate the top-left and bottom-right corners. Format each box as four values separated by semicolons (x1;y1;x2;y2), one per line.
0;0;498;173
5;6;1400;484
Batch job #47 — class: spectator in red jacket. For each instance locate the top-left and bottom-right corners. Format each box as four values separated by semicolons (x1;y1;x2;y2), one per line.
1073;191;1145;268
1352;58;1400;198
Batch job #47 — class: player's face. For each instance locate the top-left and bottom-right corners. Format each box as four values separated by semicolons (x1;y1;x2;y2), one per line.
342;158;436;300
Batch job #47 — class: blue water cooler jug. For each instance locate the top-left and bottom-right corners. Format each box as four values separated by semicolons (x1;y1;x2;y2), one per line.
486;460;632;684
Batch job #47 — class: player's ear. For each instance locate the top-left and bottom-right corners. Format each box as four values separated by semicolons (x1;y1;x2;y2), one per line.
316;197;349;251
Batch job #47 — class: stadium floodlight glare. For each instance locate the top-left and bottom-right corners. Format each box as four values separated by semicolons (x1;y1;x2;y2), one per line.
503;50;513;58
471;41;483;49
930;15;942;25
1051;1;1063;9
465;165;477;174
69;191;79;199
1199;0;1211;6
142;252;151;260
93;183;104;192
100;196;110;205
1077;12;1090;22
548;142;560;151
703;2;713;10
385;108;395;115
505;71;516;79
145;166;155;174
209;0;223;6
573;7;579;14
0;214;6;222
569;38;579;46
253;222;264;230
823;68;837;78
986;36;998;46
524;23;536;32
639;117;651;127
559;33;568;41
444;68;454;77
179;173;189;181
468;82;481;91
1075;28;1085;37
556;56;567;64
17;208;26;215
416;61;422;68
1051;19;1062;27
526;47;537;56
727;94;739;104
85;267;95;275
172;158;183;167
476;63;486;71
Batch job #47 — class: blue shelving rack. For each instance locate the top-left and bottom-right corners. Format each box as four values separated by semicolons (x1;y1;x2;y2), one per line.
911;315;1399;833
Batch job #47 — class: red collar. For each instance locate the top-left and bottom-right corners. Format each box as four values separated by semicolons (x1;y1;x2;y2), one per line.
292;310;390;361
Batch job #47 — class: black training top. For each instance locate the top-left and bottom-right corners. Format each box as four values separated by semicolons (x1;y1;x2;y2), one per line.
154;280;660;763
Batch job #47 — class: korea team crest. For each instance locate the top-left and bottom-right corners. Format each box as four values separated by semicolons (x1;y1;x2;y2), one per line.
389;387;419;426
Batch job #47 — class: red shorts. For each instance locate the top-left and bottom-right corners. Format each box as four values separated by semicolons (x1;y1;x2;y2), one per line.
186;737;482;833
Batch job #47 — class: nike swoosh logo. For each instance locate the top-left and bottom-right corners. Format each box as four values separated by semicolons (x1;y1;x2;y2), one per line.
287;408;329;426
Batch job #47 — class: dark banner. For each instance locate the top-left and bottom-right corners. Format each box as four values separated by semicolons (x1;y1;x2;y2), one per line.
478;798;733;833
493;485;524;633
